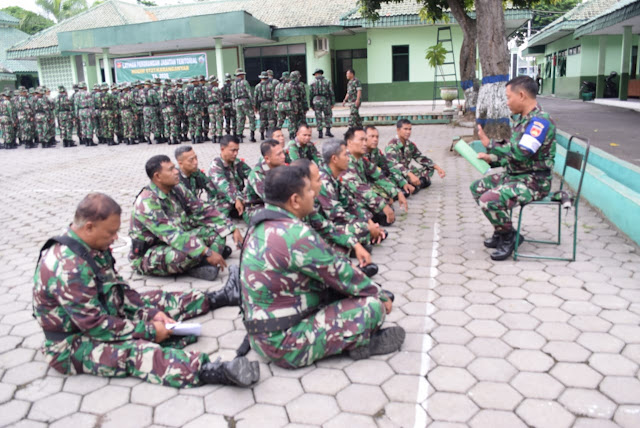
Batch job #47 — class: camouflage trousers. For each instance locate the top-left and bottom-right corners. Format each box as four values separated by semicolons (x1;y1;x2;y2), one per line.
99;110;114;139
470;172;551;232
16;112;34;142
207;103;223;137
178;110;187;137
234;99;256;135
348;102;362;128
156;107;164;137
201;106;209;132
276;102;296;137
78;108;94;140
121;109;135;138
35;112;51;143
186;104;203;138
223;101;235;133
312;96;332;131
58;111;74;141
135;110;144;138
249;296;385;369
143;106;159;139
0;115;16;144
134;227;226;276
42;289;212;388
113;112;122;138
258;101;276;132
162;106;179;139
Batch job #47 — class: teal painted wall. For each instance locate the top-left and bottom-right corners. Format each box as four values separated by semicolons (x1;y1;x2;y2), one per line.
332;33;367;51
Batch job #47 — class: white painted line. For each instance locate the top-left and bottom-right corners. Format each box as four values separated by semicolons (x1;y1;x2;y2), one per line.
414;221;439;428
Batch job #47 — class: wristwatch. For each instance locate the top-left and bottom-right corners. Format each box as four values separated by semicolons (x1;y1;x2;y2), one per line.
204;248;214;258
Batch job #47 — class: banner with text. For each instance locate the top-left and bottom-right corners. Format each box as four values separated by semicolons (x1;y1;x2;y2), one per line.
114;53;208;83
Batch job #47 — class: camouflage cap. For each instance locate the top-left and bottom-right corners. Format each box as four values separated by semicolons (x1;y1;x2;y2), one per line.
224;72;232;81
72;83;78;89
18;86;26;92
234;68;246;76
313;68;324;75
144;79;152;85
58;85;66;92
281;71;290;79
1;88;10;97
153;78;161;84
29;87;35;94
259;72;267;79
208;75;217;82
290;70;300;78
176;78;183;84
267;69;274;76
78;82;87;89
165;78;172;85
111;83;118;90
101;83;109;89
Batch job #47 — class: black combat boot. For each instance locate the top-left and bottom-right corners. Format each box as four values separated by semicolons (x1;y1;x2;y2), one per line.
187;264;219;281
68;139;77;147
326;128;334;137
207;265;241;309
485;232;525;249
221;245;232;260
361;263;379;278
260;131;265;141
199;357;260;387
318;129;323;139
348;326;406;360
250;131;256;142
381;289;395;302
212;136;217;144
490;230;518;261
419;176;431;189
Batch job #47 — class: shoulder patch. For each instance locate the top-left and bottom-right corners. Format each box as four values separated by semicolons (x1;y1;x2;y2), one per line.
518;117;550;155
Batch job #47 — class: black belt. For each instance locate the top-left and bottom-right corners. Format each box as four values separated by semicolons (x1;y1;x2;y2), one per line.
43;330;76;342
243;308;316;334
509;170;551;177
235;97;249;100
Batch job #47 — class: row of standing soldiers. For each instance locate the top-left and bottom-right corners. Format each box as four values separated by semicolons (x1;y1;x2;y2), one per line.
0;68;338;149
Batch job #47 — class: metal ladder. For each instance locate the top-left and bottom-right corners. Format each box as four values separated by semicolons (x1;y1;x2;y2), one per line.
432;26;460;111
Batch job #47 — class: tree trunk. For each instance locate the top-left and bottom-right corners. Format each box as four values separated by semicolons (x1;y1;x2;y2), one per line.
474;0;511;138
448;0;478;117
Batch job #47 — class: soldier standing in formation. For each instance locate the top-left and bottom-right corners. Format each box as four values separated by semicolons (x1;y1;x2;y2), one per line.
343;68;363;128
34;88;55;148
222;73;235;135
119;83;138;145
159;79;180;145
231;68;257;142
309;68;334;139
204;76;224;143
290;71;308;135
54;86;76;147
254;72;276;141
185;78;205;144
16;86;36;148
0;89;17;149
275;71;297;140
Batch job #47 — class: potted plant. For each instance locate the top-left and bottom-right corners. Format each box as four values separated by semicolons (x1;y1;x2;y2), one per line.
426;42;457;111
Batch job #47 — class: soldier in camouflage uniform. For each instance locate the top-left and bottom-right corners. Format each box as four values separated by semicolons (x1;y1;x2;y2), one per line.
385;119;446;191
0;89;17;149
342;69;363;128
133;81;145;142
254;72;273;141
91;84;102;141
96;84;115;145
274;72;298;140
175;145;228;209
130;155;243;280
222;73;235;135
286;123;322;164
160;79;180;145
198;76;209;139
76;83;97;146
34;88;55;148
15;87;35;148
470;76;556;261
232;68;257;142
139;80;161;144
54;86;76;147
204;76;224;143
290;70;308;134
240;165;404;368
34;193;259;388
45;87;57;145
309;68;334;139
119;83;138;145
185;79;205;144
112;84;124;143
175;79;187;142
71;84;83;143
364;125;415;197
316;139;387;249
242;139;286;223
153;78;165;142
207;135;251;219
343;127;407;227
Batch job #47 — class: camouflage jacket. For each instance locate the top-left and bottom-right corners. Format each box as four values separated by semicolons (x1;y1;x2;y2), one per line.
487;104;556;175
15;95;33;115
222;82;233;102
286;138;322;164
364;148;408;188
141;88;160;107
309;76;334;102
241;204;386;323
74;90;93;111
33;96;50;114
34;229;158;357
179;169;224;203
54;94;73;115
317;164;372;225
385;137;435;178
346;78;362;103
274;81;297;109
243;158;270;222
305;202;358;249
232;79;254;105
292;80;308;111
207;157;251;204
204;85;223;106
129;181;235;265
0;99;15;120
341;152;397;213
119;91;137;112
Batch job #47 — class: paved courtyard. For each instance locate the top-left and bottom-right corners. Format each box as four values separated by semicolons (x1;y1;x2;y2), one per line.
0;123;639;428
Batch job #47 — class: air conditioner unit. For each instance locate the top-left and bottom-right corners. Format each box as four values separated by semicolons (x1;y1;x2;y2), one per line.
314;37;329;57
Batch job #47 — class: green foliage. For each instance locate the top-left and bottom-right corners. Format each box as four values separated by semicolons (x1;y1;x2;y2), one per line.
514;0;578;44
137;0;158;6
35;0;88;22
1;6;54;35
425;43;447;68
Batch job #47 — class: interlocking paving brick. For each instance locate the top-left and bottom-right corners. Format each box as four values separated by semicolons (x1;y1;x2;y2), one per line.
507;350;554;372
510;372;564;399
254;376;303;405
49;412;98;428
286;393;339;425
101;403;153;428
589;353;638;376
80;385;130;414
235;404;289;428
130;382;178;406
3;361;49;385
204;386;254;416
344;359;394;385
467;358;517;382
468;381;523;410
465;320;507;338
429;344;475;367
300;368;349;395
427;366;476;392
466;338;512;358
427;392;479;423
154;395;204;427
516;398;574;428
336;384;388;415
28;392;81;422
615;405;640;428
15;377;64;402
600;376;640;404
558;388;616;419
382;374;430;403
469;409;527;428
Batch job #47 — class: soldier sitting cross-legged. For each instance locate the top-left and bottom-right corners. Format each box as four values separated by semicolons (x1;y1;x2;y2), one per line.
240;165;405;369
33;193;260;388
